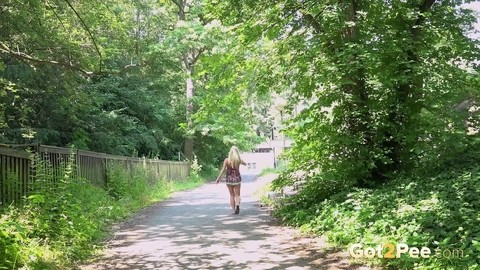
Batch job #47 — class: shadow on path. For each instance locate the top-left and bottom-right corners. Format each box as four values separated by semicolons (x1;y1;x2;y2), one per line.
78;174;364;270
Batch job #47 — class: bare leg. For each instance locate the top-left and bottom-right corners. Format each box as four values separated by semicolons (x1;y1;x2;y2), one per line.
226;185;235;213
233;184;241;213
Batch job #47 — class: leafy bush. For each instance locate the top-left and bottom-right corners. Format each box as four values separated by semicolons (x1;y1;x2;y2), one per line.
274;167;480;269
259;162;287;177
0;153;201;270
190;155;203;178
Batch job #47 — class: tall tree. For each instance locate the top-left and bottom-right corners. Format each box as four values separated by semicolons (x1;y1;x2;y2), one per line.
205;0;480;191
0;0;188;158
169;0;205;162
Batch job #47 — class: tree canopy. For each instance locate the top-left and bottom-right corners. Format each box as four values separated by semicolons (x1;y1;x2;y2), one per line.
0;0;260;165
205;0;480;186
2;0;479;178
1;0;480;269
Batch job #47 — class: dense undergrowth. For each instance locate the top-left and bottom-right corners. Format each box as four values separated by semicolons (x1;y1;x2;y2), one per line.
0;156;208;270
270;164;480;270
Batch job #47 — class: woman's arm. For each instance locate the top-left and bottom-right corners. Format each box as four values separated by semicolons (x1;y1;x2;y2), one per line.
216;159;227;184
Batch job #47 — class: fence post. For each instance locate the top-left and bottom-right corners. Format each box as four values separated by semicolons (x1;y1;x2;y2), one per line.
104;157;108;188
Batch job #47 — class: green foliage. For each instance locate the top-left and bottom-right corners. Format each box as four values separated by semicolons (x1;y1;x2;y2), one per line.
259;163;287;177
205;1;480;269
190;155;203;178
0;0;184;159
206;0;480;187
78;74;184;158
0;0;260;168
274;165;480;269
172;175;205;191
255;182;274;207
259;168;281;177
0;208;23;269
106;163;130;199
0;153;201;270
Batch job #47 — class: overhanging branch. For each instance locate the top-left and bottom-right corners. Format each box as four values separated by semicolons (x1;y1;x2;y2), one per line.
0;41;93;76
63;0;102;72
191;46;206;65
413;0;437;39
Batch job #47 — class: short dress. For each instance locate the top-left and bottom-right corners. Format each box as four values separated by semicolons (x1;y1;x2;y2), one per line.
225;159;241;185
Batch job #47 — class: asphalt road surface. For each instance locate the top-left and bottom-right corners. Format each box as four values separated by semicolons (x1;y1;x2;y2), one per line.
79;173;366;270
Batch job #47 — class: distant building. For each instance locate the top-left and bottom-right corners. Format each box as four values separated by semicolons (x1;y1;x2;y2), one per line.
242;94;306;173
242;138;292;173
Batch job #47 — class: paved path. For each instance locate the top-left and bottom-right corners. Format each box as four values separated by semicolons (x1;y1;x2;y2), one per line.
79;173;362;270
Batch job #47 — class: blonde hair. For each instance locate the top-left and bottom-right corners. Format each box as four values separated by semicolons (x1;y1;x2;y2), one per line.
228;146;242;168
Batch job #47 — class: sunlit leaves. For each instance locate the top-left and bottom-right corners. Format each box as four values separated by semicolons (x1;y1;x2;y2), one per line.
205;0;480;190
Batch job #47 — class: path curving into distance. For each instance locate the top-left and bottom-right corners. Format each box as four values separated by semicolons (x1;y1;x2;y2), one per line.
78;173;368;270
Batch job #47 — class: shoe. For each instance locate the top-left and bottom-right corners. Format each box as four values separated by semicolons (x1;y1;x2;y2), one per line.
235;205;240;215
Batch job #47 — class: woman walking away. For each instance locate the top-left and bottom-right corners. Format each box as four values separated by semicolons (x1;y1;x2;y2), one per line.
216;146;246;215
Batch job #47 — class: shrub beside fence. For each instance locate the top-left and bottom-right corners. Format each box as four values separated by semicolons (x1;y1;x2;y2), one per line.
0;145;190;205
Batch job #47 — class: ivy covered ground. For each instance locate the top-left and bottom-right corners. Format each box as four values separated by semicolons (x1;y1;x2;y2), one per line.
270;164;480;270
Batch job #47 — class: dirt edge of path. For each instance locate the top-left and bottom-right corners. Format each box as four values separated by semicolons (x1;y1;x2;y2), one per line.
255;174;383;270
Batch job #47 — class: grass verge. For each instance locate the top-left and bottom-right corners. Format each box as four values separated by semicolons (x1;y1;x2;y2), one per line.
0;157;208;270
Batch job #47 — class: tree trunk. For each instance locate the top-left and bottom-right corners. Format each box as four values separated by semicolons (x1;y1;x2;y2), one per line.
382;0;436;175
184;70;195;162
171;0;199;162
